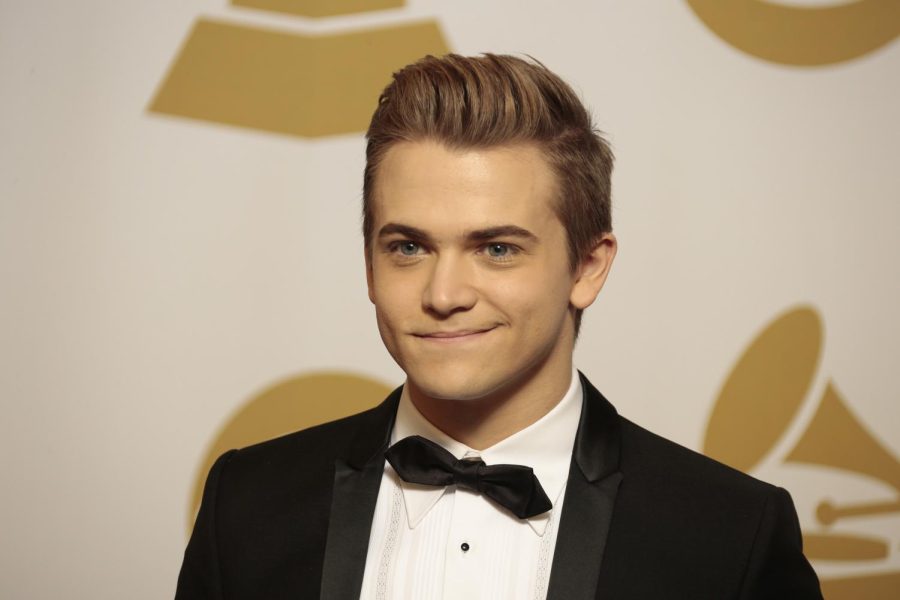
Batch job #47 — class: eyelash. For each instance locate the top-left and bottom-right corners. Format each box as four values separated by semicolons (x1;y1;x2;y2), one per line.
385;241;520;263
386;240;421;255
478;243;518;262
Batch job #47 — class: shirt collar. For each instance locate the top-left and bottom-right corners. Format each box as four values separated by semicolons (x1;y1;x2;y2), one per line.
389;367;583;537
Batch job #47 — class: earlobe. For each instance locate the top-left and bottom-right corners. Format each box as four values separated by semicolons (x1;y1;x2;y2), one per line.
569;233;617;310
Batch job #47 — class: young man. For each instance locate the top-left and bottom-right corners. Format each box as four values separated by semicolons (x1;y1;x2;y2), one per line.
176;54;822;599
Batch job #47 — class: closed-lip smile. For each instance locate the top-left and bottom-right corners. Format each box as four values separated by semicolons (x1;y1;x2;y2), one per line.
415;327;496;340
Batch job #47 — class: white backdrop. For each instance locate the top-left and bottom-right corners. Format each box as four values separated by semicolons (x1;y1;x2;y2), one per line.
2;1;898;598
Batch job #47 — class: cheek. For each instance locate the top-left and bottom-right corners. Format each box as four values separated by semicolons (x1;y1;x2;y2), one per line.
491;269;571;312
371;262;409;301
372;275;419;330
502;275;574;341
373;297;406;359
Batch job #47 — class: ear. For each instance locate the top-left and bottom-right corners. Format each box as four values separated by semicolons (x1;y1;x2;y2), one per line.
365;248;376;304
569;233;617;310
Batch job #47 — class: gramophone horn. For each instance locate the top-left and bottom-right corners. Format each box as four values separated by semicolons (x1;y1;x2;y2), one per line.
786;380;900;492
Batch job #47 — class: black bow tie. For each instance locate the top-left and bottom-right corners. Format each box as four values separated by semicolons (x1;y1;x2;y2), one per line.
384;435;552;519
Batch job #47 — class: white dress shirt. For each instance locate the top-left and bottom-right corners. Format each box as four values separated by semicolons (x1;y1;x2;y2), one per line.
359;369;583;600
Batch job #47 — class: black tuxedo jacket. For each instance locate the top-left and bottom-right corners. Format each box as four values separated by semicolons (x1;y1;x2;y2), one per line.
176;374;822;599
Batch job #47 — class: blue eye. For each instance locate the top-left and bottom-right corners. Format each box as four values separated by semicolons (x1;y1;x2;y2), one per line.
486;244;510;257
398;242;420;256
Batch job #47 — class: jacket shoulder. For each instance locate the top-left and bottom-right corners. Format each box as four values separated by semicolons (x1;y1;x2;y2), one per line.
180;395;398;597
618;416;776;500
221;395;396;484
605;416;821;598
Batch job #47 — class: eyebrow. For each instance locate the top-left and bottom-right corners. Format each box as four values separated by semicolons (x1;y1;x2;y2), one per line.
465;225;538;243
377;223;433;244
377;222;538;244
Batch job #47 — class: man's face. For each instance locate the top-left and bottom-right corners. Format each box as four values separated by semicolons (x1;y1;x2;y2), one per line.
366;140;601;403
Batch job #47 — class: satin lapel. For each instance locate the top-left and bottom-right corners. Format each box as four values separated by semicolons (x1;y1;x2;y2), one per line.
319;387;402;600
546;373;624;600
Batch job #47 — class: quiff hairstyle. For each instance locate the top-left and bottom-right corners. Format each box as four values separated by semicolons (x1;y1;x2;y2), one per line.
363;53;614;331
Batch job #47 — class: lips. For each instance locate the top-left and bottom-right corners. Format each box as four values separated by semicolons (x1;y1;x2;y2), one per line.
414;326;497;340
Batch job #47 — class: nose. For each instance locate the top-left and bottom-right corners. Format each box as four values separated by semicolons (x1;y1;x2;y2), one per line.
422;254;477;316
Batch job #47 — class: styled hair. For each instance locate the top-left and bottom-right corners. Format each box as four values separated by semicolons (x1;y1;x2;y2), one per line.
363;53;613;331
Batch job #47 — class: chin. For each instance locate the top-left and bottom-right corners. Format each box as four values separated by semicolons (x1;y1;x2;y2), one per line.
413;381;489;402
404;363;511;402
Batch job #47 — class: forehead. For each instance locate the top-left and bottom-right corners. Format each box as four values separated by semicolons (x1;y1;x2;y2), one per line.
372;140;560;231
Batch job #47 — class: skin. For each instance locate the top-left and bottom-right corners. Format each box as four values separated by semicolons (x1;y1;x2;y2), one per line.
366;140;616;449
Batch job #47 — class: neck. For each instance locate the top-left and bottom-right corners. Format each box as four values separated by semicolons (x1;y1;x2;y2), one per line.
407;355;574;450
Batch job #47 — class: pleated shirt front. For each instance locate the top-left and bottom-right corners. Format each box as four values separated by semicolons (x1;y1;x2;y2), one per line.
359;369;583;600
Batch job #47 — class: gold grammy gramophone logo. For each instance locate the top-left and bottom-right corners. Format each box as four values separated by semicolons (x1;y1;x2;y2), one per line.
149;0;449;137
704;306;900;597
686;0;899;66
149;0;900;139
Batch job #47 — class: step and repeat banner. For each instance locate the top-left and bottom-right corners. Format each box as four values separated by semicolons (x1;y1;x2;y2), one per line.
2;1;898;598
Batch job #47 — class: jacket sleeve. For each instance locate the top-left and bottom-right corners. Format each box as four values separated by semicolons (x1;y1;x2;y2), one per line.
175;450;237;600
737;486;823;600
